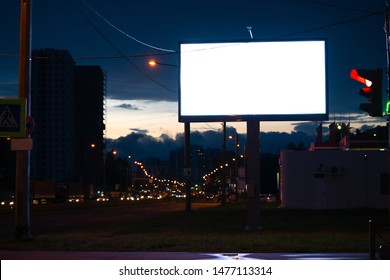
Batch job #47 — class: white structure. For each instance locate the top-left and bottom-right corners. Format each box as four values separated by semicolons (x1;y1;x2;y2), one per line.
279;150;389;209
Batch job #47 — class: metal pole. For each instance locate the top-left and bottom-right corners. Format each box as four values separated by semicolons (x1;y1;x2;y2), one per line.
184;122;191;211
234;132;239;202
369;219;376;260
15;0;32;240
221;122;226;205
245;121;261;231
384;3;390;225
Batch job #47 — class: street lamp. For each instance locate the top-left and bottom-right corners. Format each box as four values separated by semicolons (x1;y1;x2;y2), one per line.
147;58;188;209
229;133;239;202
148;59;178;68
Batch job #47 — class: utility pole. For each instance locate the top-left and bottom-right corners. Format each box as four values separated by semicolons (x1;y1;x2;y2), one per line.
384;3;390;224
15;0;32;240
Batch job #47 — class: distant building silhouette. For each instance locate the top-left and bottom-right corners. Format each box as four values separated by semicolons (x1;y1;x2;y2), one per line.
75;66;106;194
31;49;76;182
30;49;105;196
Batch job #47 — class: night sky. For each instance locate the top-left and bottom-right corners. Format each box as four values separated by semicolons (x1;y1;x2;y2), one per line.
0;0;388;159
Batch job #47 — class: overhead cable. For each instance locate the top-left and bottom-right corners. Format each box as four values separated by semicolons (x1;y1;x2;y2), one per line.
274;10;382;38
81;0;176;53
78;6;177;94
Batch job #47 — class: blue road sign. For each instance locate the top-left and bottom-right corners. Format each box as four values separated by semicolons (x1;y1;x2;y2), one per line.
0;98;26;138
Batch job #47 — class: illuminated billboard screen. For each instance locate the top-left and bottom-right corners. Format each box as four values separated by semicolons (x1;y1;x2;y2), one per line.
179;40;328;122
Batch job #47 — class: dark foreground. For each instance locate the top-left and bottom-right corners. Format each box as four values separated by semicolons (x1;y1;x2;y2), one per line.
0;200;388;257
0;250;369;260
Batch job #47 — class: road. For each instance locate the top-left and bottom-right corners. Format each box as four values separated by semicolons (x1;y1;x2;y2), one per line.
0;250;369;260
0;200;218;240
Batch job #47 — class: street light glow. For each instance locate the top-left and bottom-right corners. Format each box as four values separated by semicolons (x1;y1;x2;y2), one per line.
148;59;157;67
147;59;178;68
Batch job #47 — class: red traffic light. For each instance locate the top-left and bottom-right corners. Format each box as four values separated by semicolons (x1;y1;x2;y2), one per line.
350;69;372;87
350;68;382;117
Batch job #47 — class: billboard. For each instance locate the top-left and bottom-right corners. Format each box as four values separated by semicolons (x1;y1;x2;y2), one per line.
179;40;328;122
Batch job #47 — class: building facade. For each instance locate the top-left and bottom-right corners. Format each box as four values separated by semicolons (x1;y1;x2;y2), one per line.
31;49;76;182
30;49;105;195
74;66;105;194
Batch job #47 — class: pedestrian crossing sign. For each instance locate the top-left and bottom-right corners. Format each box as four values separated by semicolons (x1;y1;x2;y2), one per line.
0;98;26;138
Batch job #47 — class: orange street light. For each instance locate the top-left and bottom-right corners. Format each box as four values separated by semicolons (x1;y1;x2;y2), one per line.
148;59;157;67
147;59;178;68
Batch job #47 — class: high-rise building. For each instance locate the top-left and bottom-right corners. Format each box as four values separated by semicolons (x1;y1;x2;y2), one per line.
74;65;105;192
31;49;76;183
30;49;105;195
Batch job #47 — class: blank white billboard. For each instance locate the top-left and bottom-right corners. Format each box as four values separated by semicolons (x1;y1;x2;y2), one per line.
179;40;328;122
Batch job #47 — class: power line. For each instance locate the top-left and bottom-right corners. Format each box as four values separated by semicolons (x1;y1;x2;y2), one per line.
274;10;382;39
81;0;177;53
0;54;19;58
0;52;174;61
299;0;377;14
77;6;178;94
1;7;383;63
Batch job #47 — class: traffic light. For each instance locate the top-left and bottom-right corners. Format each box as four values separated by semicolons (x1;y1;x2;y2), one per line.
350;68;383;117
386;100;390;115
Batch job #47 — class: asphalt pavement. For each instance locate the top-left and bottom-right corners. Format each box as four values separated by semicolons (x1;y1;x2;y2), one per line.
0;251;370;260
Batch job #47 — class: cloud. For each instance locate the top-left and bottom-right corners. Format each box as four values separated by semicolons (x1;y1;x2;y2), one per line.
291;113;387;136
106;132;180;160
115;103;140;110
108;79;178;102
260;131;314;154
129;128;148;134
106;127;316;161
291;121;320;135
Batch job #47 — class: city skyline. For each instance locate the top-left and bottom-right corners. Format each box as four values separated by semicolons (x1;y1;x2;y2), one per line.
0;0;388;142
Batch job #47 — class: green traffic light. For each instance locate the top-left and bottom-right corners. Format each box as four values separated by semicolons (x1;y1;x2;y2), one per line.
386;100;390;115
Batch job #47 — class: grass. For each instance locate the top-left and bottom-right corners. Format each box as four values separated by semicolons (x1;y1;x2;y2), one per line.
0;201;388;253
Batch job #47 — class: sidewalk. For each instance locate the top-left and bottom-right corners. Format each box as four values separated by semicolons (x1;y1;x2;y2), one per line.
0;251;369;260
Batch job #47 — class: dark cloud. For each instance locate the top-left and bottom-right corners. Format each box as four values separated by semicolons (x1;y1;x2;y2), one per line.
106;132;180;160
260;131;314;154
106;127;316;160
108;79;178;102
292;113;387;136
292;121;321;135
129;128;148;134
107;117;389;161
115;103;140;110
359;124;377;132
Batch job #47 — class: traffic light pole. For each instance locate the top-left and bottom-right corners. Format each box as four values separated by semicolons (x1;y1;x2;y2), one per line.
384;4;390;224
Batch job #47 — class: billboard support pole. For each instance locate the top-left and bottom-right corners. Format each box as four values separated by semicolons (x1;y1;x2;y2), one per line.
184;122;191;211
245;121;261;231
